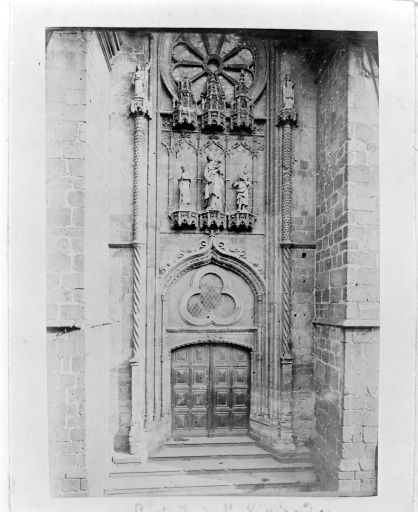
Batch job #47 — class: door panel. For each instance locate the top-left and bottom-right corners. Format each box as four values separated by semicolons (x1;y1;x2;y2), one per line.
212;344;249;435
171;343;250;436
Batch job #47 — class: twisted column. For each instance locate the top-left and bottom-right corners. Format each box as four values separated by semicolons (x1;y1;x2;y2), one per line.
280;120;293;358
277;74;297;451
281;244;291;356
278;94;297;358
129;60;151;458
132;115;145;357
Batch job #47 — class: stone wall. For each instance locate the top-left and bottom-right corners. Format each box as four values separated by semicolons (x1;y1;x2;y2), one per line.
312;324;344;488
291;250;315;444
345;45;379;322
46;329;87;496
314;42;379;323
46;30;87;330
84;32;112;496
339;328;379;494
46;30;88;497
46;29;112;497
312;41;379;495
315;47;349;322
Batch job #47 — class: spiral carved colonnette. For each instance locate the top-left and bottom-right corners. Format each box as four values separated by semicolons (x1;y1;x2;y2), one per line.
281;123;293;243
132;112;147;358
281;246;291;356
129;61;151;453
278;108;297;358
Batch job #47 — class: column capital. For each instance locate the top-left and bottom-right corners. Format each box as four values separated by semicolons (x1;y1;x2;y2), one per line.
130;96;152;118
277;107;298;126
280;353;295;364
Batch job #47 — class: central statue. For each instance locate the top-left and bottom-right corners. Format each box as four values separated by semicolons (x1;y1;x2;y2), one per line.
203;153;224;211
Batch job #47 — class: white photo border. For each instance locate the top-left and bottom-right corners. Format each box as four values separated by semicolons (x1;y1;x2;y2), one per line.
8;0;416;511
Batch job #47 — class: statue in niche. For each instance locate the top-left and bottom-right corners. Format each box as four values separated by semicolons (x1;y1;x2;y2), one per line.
232;170;251;212
203;153;224;211
178;165;191;209
282;74;295;109
132;58;152;98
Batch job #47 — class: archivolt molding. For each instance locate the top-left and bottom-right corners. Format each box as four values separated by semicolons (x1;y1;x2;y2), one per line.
160;236;266;297
167;337;254;358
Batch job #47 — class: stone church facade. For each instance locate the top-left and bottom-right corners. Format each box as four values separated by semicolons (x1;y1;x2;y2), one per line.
46;28;379;496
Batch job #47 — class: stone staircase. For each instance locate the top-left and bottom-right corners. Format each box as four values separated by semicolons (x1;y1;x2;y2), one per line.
104;436;320;496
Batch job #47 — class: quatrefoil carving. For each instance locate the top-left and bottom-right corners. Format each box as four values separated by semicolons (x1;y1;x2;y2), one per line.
179;267;243;326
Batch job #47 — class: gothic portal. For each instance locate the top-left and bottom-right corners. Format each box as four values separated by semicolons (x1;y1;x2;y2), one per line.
45;28;380;497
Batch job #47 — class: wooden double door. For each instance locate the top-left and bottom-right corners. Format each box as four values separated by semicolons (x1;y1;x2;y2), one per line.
171;343;250;436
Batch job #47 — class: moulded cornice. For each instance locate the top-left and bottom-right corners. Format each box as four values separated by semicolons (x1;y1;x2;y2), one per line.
312;318;380;329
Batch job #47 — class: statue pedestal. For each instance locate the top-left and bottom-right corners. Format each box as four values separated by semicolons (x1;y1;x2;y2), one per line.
130;96;152;118
277;107;297;126
172;106;197;130
200;211;227;230
169;210;198;229
228;211;256;231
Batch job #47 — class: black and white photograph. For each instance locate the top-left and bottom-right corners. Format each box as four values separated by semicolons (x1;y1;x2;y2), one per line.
5;1;417;511
44;26;380;498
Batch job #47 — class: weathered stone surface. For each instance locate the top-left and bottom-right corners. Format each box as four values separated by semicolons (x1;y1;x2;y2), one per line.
46;29;90;498
46;29;378;498
312;44;379;495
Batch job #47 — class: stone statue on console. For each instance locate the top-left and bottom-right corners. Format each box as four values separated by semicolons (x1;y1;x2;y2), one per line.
203;153;224;211
282;74;295;109
178;165;191;209
132;58;152;98
232;170;251;212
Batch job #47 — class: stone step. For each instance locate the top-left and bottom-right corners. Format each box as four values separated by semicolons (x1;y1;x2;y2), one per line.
110;456;313;476
166;435;256;447
160;440;312;462
106;438;318;497
114;447;313;466
150;444;272;460
105;483;318;496
105;485;241;496
105;469;318;494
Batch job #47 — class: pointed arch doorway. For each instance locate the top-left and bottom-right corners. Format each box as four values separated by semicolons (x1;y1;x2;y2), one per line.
171;342;251;437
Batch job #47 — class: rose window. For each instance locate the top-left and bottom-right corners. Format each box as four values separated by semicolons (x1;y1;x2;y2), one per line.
159;32;267;105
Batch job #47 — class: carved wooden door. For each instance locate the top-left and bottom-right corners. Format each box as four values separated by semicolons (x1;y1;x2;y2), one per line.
172;344;210;435
211;344;250;435
171;343;250;436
